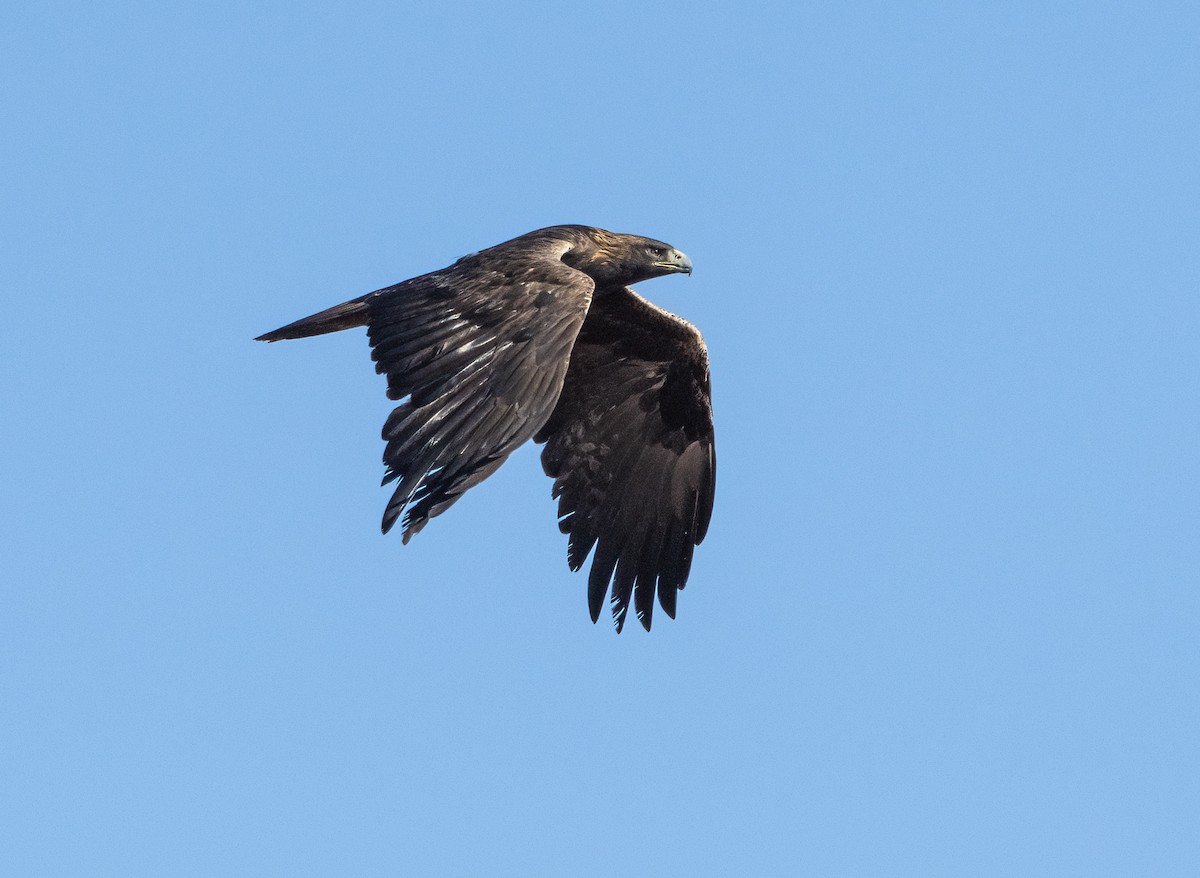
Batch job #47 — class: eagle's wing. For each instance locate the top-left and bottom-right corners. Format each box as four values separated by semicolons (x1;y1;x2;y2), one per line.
363;240;594;541
535;286;716;632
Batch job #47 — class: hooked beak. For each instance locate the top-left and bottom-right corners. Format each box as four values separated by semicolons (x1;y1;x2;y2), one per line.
654;248;693;275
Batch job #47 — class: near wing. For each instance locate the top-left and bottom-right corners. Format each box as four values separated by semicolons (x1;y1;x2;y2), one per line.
366;243;594;541
536;287;716;632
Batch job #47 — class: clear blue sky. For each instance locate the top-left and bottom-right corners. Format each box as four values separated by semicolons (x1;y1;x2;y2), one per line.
4;1;1198;875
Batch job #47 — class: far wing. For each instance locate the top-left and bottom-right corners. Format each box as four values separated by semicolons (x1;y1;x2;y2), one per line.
367;242;593;541
535;287;716;632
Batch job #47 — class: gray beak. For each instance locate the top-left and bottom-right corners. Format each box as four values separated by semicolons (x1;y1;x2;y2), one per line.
655;248;693;275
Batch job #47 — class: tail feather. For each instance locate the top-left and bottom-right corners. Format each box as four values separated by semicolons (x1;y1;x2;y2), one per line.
256;296;371;342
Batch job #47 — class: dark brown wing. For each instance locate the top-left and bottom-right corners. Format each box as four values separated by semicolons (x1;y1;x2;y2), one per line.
535;286;716;632
364;237;594;541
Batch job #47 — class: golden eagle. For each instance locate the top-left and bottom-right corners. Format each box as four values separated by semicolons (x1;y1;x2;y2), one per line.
257;225;715;631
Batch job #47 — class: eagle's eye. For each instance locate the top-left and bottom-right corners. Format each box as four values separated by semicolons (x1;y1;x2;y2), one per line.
649;246;666;258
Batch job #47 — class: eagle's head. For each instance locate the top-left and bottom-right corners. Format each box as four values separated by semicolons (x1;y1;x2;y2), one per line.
562;227;693;287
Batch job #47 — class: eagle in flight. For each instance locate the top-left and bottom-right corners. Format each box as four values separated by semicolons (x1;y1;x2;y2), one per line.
257;225;715;631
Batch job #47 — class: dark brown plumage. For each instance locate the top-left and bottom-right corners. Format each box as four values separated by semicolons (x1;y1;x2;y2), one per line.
257;225;715;631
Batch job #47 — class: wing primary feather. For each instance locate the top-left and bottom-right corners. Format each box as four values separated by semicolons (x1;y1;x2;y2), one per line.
611;536;644;633
587;540;621;625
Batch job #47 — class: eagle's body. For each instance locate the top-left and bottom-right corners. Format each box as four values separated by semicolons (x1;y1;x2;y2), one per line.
258;225;714;631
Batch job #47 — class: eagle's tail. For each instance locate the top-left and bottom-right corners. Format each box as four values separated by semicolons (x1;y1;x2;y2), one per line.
256;296;371;342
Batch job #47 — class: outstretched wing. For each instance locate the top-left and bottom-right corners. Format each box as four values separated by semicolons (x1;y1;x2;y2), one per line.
536;287;716;632
365;239;594;541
